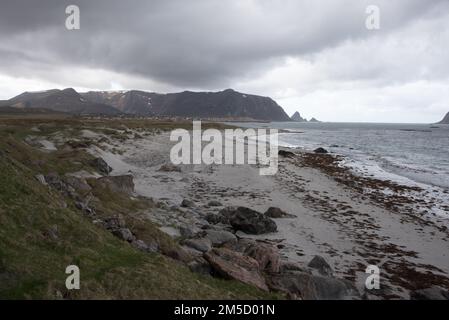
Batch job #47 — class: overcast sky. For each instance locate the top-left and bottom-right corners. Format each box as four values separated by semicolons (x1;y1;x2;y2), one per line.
1;0;448;122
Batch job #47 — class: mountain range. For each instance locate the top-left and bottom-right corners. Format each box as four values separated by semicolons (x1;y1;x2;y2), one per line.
0;88;291;121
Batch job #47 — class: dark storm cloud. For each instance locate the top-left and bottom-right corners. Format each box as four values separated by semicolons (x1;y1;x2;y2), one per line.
1;0;448;88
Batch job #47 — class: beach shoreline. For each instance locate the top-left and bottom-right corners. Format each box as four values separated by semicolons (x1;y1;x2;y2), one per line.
86;127;449;299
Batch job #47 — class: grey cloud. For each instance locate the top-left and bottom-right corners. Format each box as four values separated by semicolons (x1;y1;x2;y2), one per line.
1;0;448;88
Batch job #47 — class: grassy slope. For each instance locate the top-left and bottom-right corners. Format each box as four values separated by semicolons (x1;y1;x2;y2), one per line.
0;118;277;299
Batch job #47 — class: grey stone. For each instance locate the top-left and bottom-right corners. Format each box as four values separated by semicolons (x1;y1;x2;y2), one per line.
206;230;237;246
267;271;360;300
90;157;112;175
181;199;195;208
35;174;47;186
184;238;212;253
96;175;135;195
307;255;333;277
208;200;223;207
112;228;135;242
188;257;212;276
314;147;328;154
132;239;159;253
264;207;295;218
222;207;277;235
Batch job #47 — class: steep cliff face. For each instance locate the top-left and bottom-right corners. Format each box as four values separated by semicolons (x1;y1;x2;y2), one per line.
438;112;449;124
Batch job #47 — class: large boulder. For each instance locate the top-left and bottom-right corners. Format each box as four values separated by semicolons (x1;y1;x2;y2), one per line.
96;175;135;195
264;207;295;219
90;157;112;175
220;207;277;235
267;271;359;300
184;238;212;253
307;255;333;277
243;241;281;273
313;147;328;154
204;248;268;291
205;230;237;246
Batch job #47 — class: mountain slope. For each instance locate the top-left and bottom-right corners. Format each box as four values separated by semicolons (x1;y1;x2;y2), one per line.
438;112;449;124
82;89;291;121
7;88;120;115
0;121;276;299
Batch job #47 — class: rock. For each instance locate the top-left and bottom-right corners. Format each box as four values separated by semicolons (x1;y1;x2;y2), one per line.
206;230;237;246
278;150;295;158
267;271;359;300
208;200;223;207
204;248;268;291
181;199;195;208
264;207;295;218
74;201;96;216
223;207;277;235
158;163;181;172
132;239;159;253
44;173;65;191
96;175;134;195
184;238;212;253
112;228;135;242
35;174;47;186
90;157;112;175
188;257;212;276
313;147;328;154
205;213;226;225
103;215;126;230
307;255;333;277
63;175;92;195
179;226;196;238
410;286;449;300
243;242;281;273
67;140;90;149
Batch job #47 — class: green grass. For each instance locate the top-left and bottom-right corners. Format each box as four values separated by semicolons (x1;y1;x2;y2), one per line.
0;118;279;300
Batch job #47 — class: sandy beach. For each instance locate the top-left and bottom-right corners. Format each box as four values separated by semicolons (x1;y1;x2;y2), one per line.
86;128;449;299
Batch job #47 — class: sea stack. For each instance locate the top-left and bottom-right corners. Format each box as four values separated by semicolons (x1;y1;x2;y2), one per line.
291;111;307;122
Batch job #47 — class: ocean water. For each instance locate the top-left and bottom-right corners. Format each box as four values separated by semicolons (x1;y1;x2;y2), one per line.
232;122;449;190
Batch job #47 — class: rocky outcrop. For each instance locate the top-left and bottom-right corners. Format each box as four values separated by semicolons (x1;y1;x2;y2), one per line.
96;175;135;195
218;207;277;235
204;248;269;291
309;117;320;123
